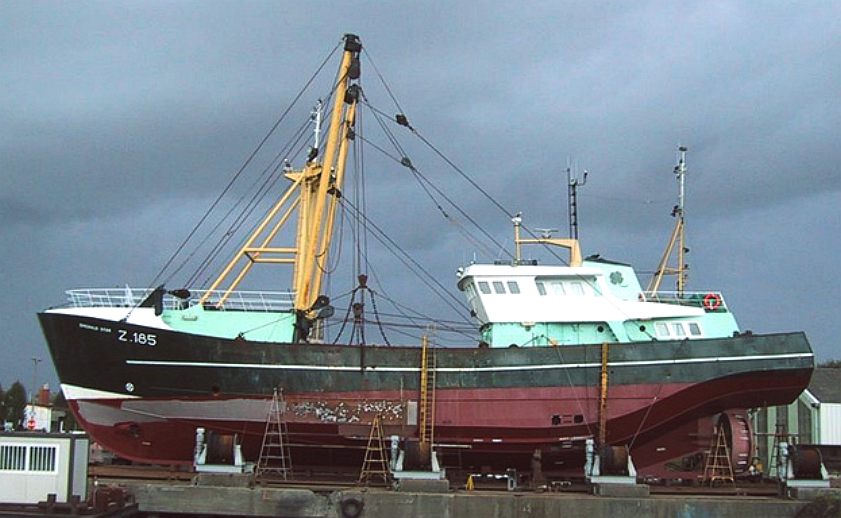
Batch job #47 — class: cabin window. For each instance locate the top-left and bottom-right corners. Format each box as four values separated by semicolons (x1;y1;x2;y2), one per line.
507;281;520;294
688;322;702;336
478;281;491;294
550;282;566;296
655;321;702;339
536;281;547;296
492;281;506;294
671;323;686;337
568;282;586;296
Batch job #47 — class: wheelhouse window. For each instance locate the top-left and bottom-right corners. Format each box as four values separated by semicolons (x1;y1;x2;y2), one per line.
568;282;586;296
477;281;491;294
536;281;547;296
688;322;702;337
655;321;703;338
492;281;506;294
655;323;670;338
507;281;520;294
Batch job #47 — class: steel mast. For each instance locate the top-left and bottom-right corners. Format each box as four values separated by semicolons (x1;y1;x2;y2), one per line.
201;34;362;331
648;145;688;296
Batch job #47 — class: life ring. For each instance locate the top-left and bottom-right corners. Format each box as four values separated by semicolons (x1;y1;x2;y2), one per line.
702;293;722;311
340;497;364;518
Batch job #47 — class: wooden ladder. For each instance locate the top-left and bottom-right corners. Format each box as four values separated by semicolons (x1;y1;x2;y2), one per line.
419;335;437;449
358;413;391;486
703;422;734;486
256;388;292;480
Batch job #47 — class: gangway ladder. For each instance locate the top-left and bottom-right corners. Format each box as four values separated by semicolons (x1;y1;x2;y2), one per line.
256;388;292;480
703;422;734;486
419;334;437;450
358;413;391;486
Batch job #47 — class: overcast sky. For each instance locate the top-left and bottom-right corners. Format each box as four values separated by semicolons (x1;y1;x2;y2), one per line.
2;1;839;393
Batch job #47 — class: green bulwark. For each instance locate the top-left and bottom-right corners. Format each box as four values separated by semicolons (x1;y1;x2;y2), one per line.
162;305;296;342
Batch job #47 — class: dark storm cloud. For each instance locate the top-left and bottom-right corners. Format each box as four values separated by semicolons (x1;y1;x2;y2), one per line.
1;1;839;389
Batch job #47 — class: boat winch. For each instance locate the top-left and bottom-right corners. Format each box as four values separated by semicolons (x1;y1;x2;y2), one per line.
776;442;830;494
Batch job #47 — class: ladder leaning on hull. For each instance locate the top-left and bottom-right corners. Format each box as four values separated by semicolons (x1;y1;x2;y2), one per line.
358;414;391;486
256;388;293;480
419;334;437;450
703;422;734;486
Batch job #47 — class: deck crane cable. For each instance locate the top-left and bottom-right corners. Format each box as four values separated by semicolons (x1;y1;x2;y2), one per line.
404;123;574;266
364;131;497;258
183;115;315;287
330;288;357;344
148;39;343;292
384;111;662;344
359;55;661;345
361;100;507;259
338;196;472;320
373;310;476;330
360;99;571;266
336;187;441;338
362;49;407;118
348;234;476;333
341;196;472;320
190;67;349;289
204;83;342;281
353;125;501;258
192;117;316;289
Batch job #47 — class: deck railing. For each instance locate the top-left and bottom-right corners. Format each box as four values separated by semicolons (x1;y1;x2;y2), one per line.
640;290;728;311
65;288;295;312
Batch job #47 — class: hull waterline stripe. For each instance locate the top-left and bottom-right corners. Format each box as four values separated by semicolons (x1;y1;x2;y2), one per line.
126;352;812;373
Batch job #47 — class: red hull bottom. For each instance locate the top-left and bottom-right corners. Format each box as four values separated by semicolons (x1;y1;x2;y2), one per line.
67;369;807;479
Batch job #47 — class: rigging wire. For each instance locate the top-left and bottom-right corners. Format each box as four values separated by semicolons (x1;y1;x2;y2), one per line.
344;220;475;333
363;101;662;343
360;98;507;259
192;75;345;289
149;39;344;291
181;115;314;287
338;196;472;320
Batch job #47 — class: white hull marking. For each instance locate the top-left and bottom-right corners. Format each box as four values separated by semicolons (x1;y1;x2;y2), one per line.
125;352;812;373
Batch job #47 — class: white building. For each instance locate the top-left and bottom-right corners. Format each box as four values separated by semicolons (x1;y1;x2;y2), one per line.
0;432;89;504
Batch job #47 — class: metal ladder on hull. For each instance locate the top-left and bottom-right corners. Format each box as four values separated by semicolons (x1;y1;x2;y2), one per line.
419;335;437;449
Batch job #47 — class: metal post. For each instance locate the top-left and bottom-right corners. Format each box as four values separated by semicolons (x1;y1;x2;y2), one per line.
30;357;42;404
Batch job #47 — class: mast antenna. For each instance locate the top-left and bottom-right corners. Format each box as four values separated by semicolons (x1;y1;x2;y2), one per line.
311;99;324;150
567;161;588;240
648;145;689;296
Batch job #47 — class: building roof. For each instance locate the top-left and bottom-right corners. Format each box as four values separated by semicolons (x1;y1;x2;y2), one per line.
807;368;841;404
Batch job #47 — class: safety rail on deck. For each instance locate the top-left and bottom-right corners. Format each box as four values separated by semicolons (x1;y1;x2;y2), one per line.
65;288;295;312
640;290;728;310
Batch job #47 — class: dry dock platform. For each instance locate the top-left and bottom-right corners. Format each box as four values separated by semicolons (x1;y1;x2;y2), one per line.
106;476;841;518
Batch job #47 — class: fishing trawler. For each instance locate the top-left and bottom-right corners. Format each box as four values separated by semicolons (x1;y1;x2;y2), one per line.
38;34;813;479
